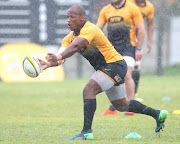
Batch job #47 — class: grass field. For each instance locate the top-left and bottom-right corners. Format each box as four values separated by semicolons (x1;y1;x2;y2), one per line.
0;68;180;144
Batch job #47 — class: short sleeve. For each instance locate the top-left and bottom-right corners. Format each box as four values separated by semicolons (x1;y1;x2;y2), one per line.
78;26;97;44
147;4;154;19
131;5;144;24
97;7;107;24
61;33;72;48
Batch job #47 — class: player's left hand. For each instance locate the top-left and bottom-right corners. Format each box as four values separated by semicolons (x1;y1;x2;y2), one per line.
38;59;48;72
135;49;143;61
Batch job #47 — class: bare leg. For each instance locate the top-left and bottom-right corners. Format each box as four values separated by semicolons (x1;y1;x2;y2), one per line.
111;98;159;120
125;66;135;100
111;98;130;111
132;60;141;94
82;79;102;131
103;66;135;114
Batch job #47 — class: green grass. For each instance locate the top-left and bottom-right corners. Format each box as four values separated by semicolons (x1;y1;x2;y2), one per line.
164;64;180;76
0;73;180;143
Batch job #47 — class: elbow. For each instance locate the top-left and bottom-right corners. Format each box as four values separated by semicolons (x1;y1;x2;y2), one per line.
138;29;145;39
137;26;145;37
74;44;81;51
71;43;81;53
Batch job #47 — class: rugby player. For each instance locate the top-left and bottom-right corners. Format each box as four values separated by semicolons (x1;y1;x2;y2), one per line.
39;5;168;140
128;0;154;101
96;0;145;115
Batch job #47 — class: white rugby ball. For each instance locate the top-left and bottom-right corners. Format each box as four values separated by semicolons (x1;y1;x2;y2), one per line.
23;56;41;78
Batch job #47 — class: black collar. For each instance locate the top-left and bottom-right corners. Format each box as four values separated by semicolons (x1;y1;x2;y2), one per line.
135;0;146;7
74;20;87;36
111;0;126;9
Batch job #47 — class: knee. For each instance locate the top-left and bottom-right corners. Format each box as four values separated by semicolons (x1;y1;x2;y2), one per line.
112;99;130;112
125;72;132;80
134;62;141;71
83;86;96;99
115;105;128;112
83;81;101;99
134;65;139;71
83;86;90;97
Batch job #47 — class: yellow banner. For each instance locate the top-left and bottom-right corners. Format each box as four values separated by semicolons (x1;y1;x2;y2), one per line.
0;43;65;82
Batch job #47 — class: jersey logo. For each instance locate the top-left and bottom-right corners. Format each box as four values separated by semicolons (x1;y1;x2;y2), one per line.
108;16;124;23
104;68;111;72
114;74;122;83
79;46;86;53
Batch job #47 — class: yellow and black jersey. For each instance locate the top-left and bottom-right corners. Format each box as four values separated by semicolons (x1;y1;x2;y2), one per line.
61;21;124;70
97;0;143;52
128;0;154;19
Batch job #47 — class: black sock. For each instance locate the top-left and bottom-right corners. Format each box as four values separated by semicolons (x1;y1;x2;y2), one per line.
83;99;96;132
109;105;116;111
128;100;159;120
132;70;140;93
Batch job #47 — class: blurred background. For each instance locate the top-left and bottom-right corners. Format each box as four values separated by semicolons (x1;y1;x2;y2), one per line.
0;0;179;81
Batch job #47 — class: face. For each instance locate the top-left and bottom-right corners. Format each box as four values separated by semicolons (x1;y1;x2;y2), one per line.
111;0;121;4
67;9;83;31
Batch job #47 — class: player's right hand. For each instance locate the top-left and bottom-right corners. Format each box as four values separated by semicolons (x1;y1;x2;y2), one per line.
135;49;143;61
46;53;60;67
146;42;152;54
46;53;58;62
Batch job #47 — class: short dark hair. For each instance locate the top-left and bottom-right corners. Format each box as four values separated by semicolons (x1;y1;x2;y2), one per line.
69;5;86;16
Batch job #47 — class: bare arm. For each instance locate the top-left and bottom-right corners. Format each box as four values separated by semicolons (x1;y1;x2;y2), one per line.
135;21;145;48
57;37;89;60
146;18;154;54
39;37;89;71
135;21;145;61
96;23;105;30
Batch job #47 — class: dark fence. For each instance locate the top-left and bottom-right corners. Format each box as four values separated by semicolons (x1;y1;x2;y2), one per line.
0;0;93;47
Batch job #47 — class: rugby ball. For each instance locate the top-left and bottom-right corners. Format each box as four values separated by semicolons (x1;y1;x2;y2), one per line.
23;56;41;78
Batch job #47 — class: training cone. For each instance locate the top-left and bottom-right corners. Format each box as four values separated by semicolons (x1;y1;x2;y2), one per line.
125;132;142;139
173;110;180;114
125;112;135;116
162;97;171;101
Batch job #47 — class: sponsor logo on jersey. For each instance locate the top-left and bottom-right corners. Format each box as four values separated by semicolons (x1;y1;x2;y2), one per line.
108;16;124;23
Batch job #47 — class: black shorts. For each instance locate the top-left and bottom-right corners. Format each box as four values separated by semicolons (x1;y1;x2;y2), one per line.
115;44;135;59
98;60;127;85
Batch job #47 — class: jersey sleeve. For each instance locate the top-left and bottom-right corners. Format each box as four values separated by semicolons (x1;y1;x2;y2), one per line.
57;47;66;55
61;33;71;48
78;26;97;44
147;4;154;19
97;7;107;24
131;4;144;24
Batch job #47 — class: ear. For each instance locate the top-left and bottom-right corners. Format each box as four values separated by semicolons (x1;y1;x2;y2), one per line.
80;15;85;22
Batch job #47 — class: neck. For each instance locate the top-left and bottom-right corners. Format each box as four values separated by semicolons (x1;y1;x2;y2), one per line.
113;0;125;8
74;20;86;35
74;29;80;35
